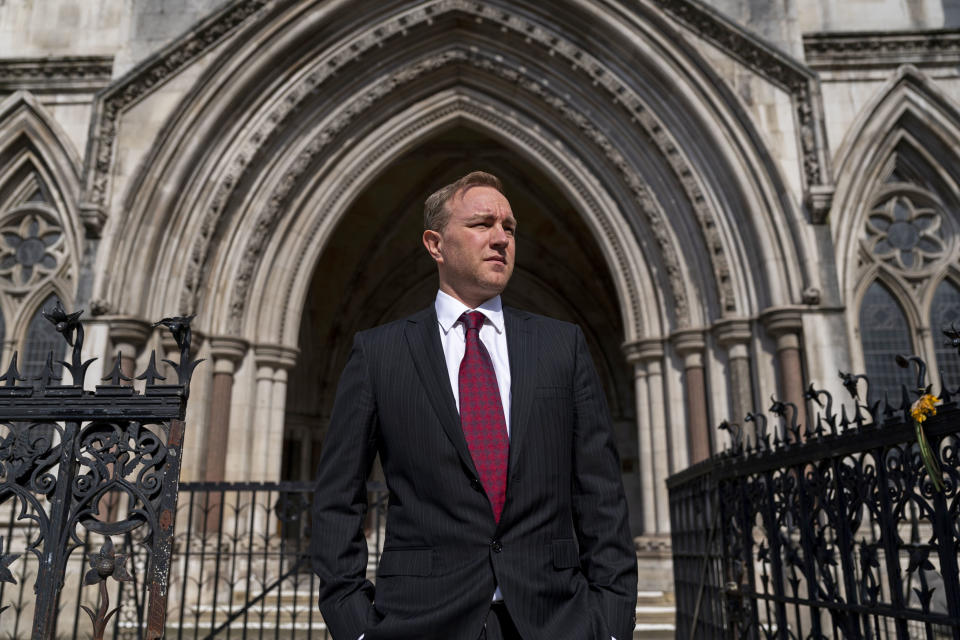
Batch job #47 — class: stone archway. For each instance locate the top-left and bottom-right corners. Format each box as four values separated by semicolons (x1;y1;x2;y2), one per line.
86;0;821;545
281;123;642;531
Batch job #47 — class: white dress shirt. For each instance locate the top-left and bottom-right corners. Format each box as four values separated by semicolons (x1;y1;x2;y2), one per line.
434;290;511;435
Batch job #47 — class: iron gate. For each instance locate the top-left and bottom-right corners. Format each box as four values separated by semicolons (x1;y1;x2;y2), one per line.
0;304;200;639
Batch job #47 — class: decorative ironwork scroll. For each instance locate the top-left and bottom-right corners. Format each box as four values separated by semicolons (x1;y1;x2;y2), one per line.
0;300;201;639
669;345;960;639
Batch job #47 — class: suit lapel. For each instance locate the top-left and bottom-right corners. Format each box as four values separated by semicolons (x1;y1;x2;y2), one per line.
504;307;536;480
404;307;479;478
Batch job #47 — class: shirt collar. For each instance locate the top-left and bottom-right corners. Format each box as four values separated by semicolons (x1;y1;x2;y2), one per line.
435;290;505;335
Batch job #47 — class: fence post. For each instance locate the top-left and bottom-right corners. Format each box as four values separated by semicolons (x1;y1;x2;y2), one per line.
30;421;80;640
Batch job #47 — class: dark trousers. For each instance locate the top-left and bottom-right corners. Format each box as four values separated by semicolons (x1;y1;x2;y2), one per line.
480;602;522;640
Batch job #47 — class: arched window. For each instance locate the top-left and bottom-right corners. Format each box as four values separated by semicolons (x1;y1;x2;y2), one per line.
22;294;64;384
931;279;960;391
860;281;914;405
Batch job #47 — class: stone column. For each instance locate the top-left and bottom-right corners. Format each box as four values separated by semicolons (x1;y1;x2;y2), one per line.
623;338;669;538
624;341;653;536
253;344;299;482
762;308;806;437
107;317;151;382
672;329;711;464
197;337;248;532
714;319;755;445
645;346;671;535
204;337;248;483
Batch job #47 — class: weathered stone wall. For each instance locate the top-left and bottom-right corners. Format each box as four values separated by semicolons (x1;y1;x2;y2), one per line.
0;0;222;68
704;0;960;49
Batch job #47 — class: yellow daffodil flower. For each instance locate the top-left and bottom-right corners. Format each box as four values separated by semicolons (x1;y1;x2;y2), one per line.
910;394;944;492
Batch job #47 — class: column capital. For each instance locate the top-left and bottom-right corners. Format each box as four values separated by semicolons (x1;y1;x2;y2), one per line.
106;316;152;348
254;343;299;371
712;318;752;347
760;306;803;336
671;328;706;357
209;336;249;364
622;337;665;364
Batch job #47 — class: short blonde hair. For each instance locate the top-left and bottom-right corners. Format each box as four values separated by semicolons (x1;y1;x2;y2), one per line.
423;171;504;232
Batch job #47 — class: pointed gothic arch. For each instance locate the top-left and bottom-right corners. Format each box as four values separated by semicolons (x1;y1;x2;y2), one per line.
834;66;960;290
93;0;808;345
834;67;960;385
0;92;82;194
0;92;83;362
231;89;660;348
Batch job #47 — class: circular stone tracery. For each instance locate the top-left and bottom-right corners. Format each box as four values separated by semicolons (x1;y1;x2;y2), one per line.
865;188;946;272
0;207;64;291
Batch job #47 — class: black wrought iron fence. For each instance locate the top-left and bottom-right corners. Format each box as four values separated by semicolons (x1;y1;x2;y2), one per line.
1;481;388;639
668;354;960;640
0;306;202;640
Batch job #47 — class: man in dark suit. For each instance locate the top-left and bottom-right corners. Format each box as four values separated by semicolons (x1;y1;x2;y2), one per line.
311;171;637;640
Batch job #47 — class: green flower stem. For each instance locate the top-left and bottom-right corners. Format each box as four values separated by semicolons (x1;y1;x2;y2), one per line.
914;418;944;492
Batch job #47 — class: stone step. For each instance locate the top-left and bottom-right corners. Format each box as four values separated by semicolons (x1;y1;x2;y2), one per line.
634;590;676;639
171;590;676;639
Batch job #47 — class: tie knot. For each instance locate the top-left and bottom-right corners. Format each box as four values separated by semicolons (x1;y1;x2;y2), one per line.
460;311;486;332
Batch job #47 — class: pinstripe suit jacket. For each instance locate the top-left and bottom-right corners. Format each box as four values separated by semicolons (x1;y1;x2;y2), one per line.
311;305;637;640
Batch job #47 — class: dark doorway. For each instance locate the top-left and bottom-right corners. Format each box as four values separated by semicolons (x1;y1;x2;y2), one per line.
283;124;638;529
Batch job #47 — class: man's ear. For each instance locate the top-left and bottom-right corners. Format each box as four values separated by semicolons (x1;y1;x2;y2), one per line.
422;229;443;263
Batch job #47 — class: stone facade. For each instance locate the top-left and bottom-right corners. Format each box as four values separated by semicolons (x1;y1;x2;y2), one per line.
3;0;960;594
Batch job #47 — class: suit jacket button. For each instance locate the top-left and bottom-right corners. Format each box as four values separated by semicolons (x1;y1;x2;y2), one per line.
470;478;483;492
491;540;502;553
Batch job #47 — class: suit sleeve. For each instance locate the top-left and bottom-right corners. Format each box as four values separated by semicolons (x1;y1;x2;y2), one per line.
570;325;638;640
311;333;379;640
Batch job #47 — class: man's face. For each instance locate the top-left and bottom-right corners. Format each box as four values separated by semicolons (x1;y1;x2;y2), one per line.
424;185;516;307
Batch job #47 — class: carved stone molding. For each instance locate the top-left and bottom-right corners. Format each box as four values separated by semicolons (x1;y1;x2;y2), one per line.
760;306;803;337
89;298;113;317
803;30;960;70
209;336;248;363
671;328;707;359
80;0;269;231
270;95;652;344
761;306;804;353
79;202;108;238
171;0;741;328
713;318;752;348
0;56;113;91
209;336;249;374
649;0;833;206
224;51;479;328
106;316;152;349
253;343;298;371
622;338;666;364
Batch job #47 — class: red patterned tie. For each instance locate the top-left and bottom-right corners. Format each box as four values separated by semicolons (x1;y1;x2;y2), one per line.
459;311;509;522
